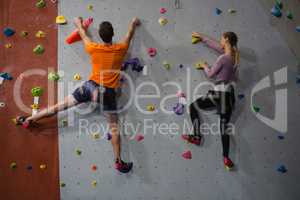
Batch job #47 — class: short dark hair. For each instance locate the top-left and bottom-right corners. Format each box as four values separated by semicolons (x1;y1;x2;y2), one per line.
98;21;114;43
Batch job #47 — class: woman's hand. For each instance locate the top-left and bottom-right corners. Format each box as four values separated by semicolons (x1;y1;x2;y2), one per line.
192;32;203;39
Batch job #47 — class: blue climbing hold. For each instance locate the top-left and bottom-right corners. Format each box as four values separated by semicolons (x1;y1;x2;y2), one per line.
27;165;33;170
122;58;144;72
296;76;300;84
277;135;285;140
215;8;222;15
238;94;245;100
179;64;184;68
271;6;282;18
277;165;287;173
296;26;300;33
106;132;112;141
173;103;185;115
3;28;15;37
0;72;13;80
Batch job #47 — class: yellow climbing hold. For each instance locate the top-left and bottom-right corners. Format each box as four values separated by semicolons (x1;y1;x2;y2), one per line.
40;164;47;170
228;9;236;14
10;162;17;169
35;30;46;38
192;36;202;44
20;31;28;37
5;43;12;48
73;73;81;81
56;15;67;24
147;104;155;112
158;17;168;26
92;132;100;139
163;61;171;70
91;180;97;188
87;4;93;11
194;60;207;70
31;103;39;110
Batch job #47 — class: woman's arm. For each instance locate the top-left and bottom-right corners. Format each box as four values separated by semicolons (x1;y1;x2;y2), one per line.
204;56;224;78
192;32;224;54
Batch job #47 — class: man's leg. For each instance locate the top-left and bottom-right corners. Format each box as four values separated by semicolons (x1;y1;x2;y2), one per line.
106;113;121;161
26;95;78;123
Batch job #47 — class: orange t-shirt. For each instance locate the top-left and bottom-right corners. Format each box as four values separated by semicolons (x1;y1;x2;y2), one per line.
85;42;129;88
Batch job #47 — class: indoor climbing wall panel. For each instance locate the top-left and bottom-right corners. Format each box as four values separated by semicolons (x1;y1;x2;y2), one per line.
58;0;300;199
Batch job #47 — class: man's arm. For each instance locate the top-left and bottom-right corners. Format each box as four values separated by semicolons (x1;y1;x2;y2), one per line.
74;17;92;45
121;17;140;45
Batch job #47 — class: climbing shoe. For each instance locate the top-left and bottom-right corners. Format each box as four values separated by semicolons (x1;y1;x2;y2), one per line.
224;157;234;171
14;116;32;128
181;134;201;146
114;159;133;173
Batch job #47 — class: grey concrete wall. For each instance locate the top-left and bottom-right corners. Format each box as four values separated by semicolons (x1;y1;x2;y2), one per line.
57;0;300;199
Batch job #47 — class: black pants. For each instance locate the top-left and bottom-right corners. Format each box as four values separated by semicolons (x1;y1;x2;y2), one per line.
189;88;235;157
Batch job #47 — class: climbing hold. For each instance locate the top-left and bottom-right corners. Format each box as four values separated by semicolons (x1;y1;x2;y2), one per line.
271;6;282;18
75;149;82;155
35;30;46;38
91;164;97;171
60;182;66;187
158;17;168;26
73;73;81;81
215;8;222;15
91;180;97;188
122;58;144;72
33;44;45;55
147;48;157;57
87;4;93;11
66;18;93;44
61;119;68;127
173;103;185;115
286;11;293;20
275;0;283;9
135;134;144;142
160;8;167;14
228;9;236;14
163;61;171;70
10;162;17;169
36;0;46;8
0;102;5;108
252;105;260;113
0;72;13;80
147;104;155;112
31;103;39;110
39;164;47;170
48;72;60;81
3;28;15;37
277;134;285;140
277;165;287;173
176;91;185;98
106;132;112;141
11;118;17;125
27;165;33;171
56;15;67;24
92;132;100;139
238;94;245;100
192;35;202;44
179;64;184;68
20;31;28;37
194;61;206;70
182;150;192;160
31;87;43;97
5;43;12;48
296;26;300;33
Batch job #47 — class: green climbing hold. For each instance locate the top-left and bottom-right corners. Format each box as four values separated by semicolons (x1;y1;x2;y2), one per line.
163;61;171;70
33;44;45;55
75;149;82;155
31;87;43;97
36;0;46;8
286;11;293;20
275;0;283;9
60;182;66;187
252;106;260;113
48;72;60;81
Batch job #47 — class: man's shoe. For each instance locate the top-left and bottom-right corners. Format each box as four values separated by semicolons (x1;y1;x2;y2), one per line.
114;159;133;173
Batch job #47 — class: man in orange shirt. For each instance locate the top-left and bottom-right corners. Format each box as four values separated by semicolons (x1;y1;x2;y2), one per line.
16;17;140;173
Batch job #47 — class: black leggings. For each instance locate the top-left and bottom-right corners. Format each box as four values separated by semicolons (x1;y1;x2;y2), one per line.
189;89;235;157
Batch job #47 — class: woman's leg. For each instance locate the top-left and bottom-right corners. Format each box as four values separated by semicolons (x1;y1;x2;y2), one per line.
220;113;231;157
26;95;78;123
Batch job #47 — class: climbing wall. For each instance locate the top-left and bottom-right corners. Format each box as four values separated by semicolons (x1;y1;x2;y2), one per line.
58;0;300;200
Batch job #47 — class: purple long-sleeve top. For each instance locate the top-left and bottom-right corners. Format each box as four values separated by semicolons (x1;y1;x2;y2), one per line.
202;36;236;83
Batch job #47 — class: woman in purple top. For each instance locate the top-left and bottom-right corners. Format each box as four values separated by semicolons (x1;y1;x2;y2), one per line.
182;32;240;171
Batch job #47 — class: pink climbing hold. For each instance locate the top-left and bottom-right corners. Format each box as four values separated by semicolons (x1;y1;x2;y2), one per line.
176;91;185;98
147;48;157;57
182;150;192;160
135;134;144;142
160;8;167;14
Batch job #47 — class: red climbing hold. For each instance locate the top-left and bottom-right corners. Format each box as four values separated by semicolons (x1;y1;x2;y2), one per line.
147;48;157;57
91;164;97;171
135;134;144;142
160;8;167;14
182;150;192;160
66;18;93;44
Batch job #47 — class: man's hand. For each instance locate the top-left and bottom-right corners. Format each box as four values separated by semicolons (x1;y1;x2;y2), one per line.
74;17;83;29
131;17;141;27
